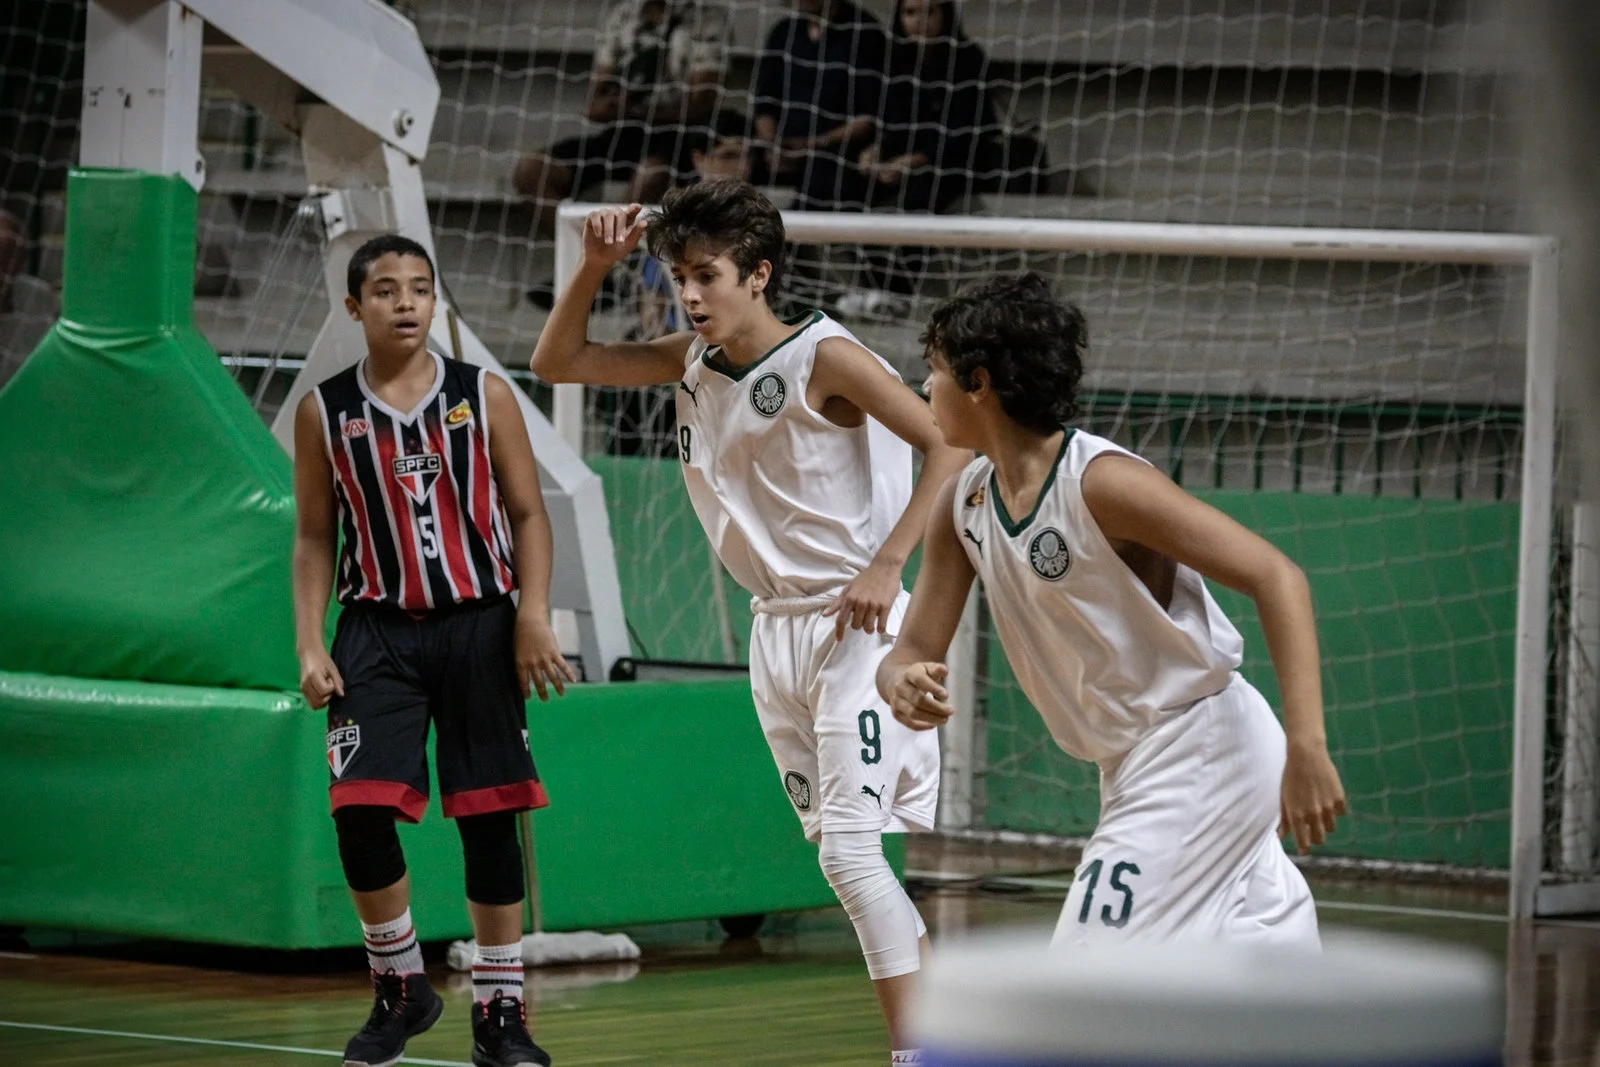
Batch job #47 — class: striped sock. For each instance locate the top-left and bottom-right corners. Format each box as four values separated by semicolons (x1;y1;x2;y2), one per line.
472;940;525;1005
362;909;424;976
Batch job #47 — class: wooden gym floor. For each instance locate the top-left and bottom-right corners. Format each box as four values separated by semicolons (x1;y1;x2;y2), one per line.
1;843;1597;1066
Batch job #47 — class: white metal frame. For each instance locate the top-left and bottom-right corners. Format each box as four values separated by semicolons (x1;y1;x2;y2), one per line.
80;0;631;682
554;205;1584;914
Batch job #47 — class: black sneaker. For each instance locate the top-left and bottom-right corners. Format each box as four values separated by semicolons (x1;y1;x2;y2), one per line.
471;994;552;1067
343;971;444;1067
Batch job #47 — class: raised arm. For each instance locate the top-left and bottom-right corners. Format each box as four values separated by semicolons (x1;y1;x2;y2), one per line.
485;374;578;701
291;393;343;710
811;336;973;638
528;204;692;387
1080;453;1347;853
876;474;976;728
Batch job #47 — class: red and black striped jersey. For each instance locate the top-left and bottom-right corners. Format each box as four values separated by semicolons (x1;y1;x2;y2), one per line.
313;352;517;610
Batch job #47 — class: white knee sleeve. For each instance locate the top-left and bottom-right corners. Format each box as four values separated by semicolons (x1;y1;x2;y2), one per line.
819;830;924;980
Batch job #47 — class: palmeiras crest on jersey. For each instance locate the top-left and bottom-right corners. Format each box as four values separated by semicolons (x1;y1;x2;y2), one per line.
783;770;812;811
327;723;361;778
1029;527;1072;581
750;372;787;418
392;451;442;504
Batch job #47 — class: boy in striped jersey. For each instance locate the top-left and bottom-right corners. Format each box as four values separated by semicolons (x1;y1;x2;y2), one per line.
880;273;1346;950
292;234;576;1067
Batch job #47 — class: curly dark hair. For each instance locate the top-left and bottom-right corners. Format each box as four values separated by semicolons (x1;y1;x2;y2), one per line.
646;178;786;300
346;233;434;302
920;272;1087;433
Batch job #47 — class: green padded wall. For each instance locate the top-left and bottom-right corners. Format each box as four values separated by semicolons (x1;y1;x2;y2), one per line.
984;492;1517;869
590;455;754;662
0;169;297;691
0;672;842;948
593;457;1519;869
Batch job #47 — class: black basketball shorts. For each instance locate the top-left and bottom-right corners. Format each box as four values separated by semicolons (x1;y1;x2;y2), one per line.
325;595;548;822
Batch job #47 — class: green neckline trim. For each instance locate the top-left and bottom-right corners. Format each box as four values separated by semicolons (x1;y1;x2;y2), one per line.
700;309;823;381
991;429;1076;538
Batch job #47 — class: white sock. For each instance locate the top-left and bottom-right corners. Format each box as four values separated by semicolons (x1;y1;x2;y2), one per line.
472;940;525;1004
892;1051;924;1065
362;909;424;976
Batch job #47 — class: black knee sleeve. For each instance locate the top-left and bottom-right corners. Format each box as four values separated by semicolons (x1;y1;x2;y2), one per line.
456;811;525;906
333;805;407;893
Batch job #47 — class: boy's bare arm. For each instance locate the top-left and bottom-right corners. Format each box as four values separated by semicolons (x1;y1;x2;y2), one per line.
291;393;343;709
813;337;973;637
877;476;976;729
529;204;692;387
1081;453;1347;852
485;375;578;701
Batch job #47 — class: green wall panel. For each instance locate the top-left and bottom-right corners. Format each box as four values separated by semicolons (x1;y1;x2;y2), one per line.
578;456;1520;868
589;454;753;663
983;491;1518;869
0;672;840;948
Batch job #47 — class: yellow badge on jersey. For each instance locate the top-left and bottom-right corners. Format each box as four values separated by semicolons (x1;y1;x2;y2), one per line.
445;400;473;427
964;485;986;508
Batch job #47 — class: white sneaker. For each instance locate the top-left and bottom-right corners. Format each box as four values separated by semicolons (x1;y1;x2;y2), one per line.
834;289;911;320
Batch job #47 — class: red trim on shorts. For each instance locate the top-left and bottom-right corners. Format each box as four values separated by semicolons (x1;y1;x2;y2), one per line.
331;780;430;824
442;780;549;818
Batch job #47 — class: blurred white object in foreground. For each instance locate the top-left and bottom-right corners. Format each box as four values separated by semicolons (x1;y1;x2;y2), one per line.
913;930;1502;1067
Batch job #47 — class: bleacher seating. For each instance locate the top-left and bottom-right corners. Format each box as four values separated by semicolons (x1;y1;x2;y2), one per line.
11;0;1520;406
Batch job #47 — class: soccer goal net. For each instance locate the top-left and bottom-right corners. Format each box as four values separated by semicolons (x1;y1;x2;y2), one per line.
9;0;1593;914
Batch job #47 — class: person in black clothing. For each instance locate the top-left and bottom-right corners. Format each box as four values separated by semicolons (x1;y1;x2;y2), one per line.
841;0;997;318
751;0;888;213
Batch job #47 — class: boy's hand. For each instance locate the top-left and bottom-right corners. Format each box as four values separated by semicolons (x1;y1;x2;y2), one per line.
1280;738;1347;854
516;611;578;702
822;558;902;640
299;648;344;710
885;661;952;730
582;204;648;269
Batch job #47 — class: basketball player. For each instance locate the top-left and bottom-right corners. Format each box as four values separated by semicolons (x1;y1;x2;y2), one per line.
529;181;971;1064
292;234;576;1067
879;272;1347;948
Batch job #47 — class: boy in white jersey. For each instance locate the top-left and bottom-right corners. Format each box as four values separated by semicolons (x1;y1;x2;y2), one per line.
529;180;971;1061
879;273;1347;948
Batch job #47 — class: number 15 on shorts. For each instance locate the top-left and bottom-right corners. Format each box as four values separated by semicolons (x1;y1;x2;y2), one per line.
1076;858;1140;929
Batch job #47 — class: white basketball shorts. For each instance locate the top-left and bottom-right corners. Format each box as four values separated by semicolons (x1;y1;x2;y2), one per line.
748;590;940;842
1053;674;1319;948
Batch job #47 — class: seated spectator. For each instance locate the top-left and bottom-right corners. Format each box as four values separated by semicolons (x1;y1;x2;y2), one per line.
512;0;731;247
751;0;887;213
839;0;996;319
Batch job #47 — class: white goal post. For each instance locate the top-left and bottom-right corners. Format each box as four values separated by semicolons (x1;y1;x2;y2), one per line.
552;203;1586;919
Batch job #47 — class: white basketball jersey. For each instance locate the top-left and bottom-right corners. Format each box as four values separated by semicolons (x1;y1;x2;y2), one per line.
953;430;1244;762
676;310;913;599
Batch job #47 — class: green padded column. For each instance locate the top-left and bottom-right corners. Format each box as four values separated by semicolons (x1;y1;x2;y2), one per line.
0;169;298;691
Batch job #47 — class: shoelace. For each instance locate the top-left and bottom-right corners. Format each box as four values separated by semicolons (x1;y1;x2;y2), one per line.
362;975;406;1033
483;995;533;1039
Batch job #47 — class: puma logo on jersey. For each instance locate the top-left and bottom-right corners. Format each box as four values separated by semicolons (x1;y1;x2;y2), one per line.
860;784;885;808
678;381;701;407
963;529;983;555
